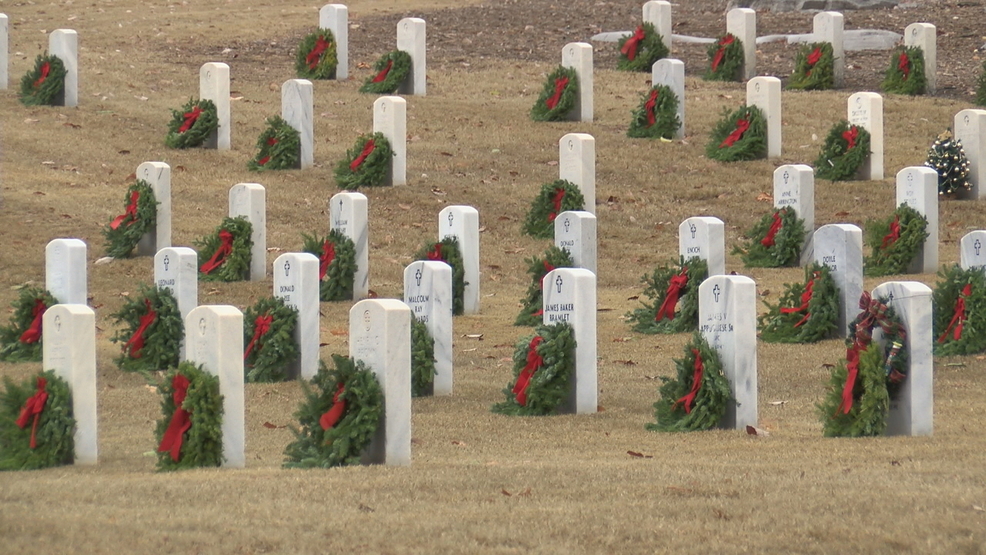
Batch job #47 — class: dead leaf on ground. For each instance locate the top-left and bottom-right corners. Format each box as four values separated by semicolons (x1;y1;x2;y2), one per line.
746;425;769;436
756;192;773;202
329;328;348;336
614;360;637;366
262;421;286;429
627;450;653;459
769;401;788;406
501;488;512;497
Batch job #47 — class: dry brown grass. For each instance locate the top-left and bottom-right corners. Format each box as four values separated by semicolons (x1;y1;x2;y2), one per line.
1;1;986;553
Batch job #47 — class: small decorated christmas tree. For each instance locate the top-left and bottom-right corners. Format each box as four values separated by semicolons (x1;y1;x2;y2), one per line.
925;129;972;196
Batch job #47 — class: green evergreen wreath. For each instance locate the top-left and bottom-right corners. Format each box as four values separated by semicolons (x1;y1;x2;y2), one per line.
704;34;744;82
617;23;669;72
102;180;158;259
0;287;59;363
863;203;929;277
334;132;393;190
243;296;299;383
248;116;301;172
521;180;586;239
627;84;681;140
705;105;767;162
0;370;75;471
925;130;972;196
734;206;806;268
296;29;338;80
359;50;412;94
110;283;183;374
491;322;576;416
18;52;66;107
646;332;731;432
415;237;466;316
976;59;986;107
302;231;357;302
626;257;708;335
515;246;575;327
814;120;872;181
155;362;224;471
787;42;835;91
195;216;253;282
758;263;840;343
881;45;927;96
530;66;579;122
283;354;383;468
164;98;219;149
932;265;986;356
411;317;437;397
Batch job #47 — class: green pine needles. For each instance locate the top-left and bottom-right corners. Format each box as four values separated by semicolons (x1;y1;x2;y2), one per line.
814;120;872;181
334;132;393;189
165;98;219;149
0;287;59;362
195;216;254;282
616;23;669;72
626;257;708;334
302;231;357;301
111;283;183;373
248;116;301;171
818;342;890;437
925;130;972;196
102;180;158;259
243;296;300;383
155;362;224;471
646;332;731;432
704;34;744;82
359;50;412;94
627;84;681;140
522;180;586;239
932;265;986;356
705;105;767;162
863;204;929;277
0;370;75;471
735;206;806;268
411;317;437;397
515;246;575;326
19;52;66;106
787;42;835;91
881;45;927;96
758;263;840;343
296;29;338;79
492;322;576;416
415;237;467;316
530;66;579;122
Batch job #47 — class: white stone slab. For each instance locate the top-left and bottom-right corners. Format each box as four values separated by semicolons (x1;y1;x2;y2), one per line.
746;77;782;157
813;224;864;338
373;96;406;186
847;92;884;180
960;231;986;270
679;216;726;276
350;299;411;466
895;166;938;273
726;8;756;81
904;23;936;94
154;247;198;322
642;1;672;51
561;42;593;122
397;17;426;96
438;205;480;314
199;62;230;150
554;210;597;275
698;275;758;430
319;4;348;80
559;133;595;215
330;192;369;299
872;281;933;436
49;29;78;107
404;261;453;396
184;305;245;468
812;12;844;87
136;162;172;256
542;268;597;414
42;304;97;465
281;79;314;169
954;109;986;200
228;183;266;281
45;238;87;305
0;14;8;90
274;253;320;380
773;164;814;264
651;58;685;139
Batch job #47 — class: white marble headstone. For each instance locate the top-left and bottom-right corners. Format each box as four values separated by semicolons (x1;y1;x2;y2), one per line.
895;166;938;273
813;224;863;338
154;247;198;322
199;62;231;150
49;29;78;107
438;205;480;314
373;96;406;186
273;253;320;380
812;12;844;87
847;92;884;180
0;14;8;90
679;216;725;276
561;42;593;122
554;210;597;275
651;59;685;139
42;304;97;465
404;261;453;396
228;183;266;281
726;8;756;81
642;1;672;51
559;133;595;215
350;299;411;466
773;164;814;264
960;231;986;270
281;79;313;169
397;17;426;96
542;268;597;414
904;23;936;94
136;162;172;256
330;192;369;299
953;109;986;200
318;4;348;80
45;238;87;305
746;77;782;157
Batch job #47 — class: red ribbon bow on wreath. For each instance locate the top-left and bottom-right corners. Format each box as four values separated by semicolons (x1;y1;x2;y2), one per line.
548;188;566;222
200;229;234;274
19;299;47;345
178;106;203;134
16;377;49;449
110;190;141;230
842;126;859;150
673;349;704;414
711;35;735;72
805;47;822;76
158;374;193;462
123;299;158;359
719;115;750;148
880;215;901;249
532;261;556;317
780;271;819;328
34;62;51;88
644;88;660;127
350;140;376;172
761;211;783;247
545;77;569;110
938;284;971;343
371;60;394;83
319;240;336;280
655;267;688;322
621;26;646;61
898;51;910;79
306;36;330;70
512;336;545;407
426;243;444;262
244;314;273;360
319;383;347;430
257;137;278;167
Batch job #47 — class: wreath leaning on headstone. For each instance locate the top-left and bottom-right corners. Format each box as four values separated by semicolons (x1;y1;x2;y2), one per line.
164;98;219;149
155;362;224;471
932;264;986;356
411;317;437;397
818;292;907;437
646;332;731;433
787;42;835;91
521;179;586;239
110;283;183;374
627;84;681;140
302;231;357;302
734;205;806;268
925;130;972;196
491;322;576;416
415;237;466;316
881;45;927;96
863;203;929;277
195;216;254;282
627;257;708;335
334;132;393;190
102;180;158;259
0;287;59;363
295;28;338;80
243;296;299;383
248;116;301;171
515;246;575;327
530;65;579;122
0;370;75;471
758;263;840;343
705;105;767;162
617;23;669;72
359;50;412;94
814;120;872;181
19;52;66;106
704;34;744;82
283;354;383;469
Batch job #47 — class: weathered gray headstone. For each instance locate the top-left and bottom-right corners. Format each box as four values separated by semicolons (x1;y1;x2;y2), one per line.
228;183;266;281
154;247;198;322
46;238;87;305
559;133;595;215
813;224;863;337
960;231;986;270
373;96;406;186
49;29;78;107
726;8;756;80
136;162;172;256
404;261;453;396
439;205;480;314
542;268;597;414
895;166;939;273
773;164;814;264
746;77;782;157
318;4;348;80
953;109;986;200
397;17;426;96
562;43;593;122
554;210;597;275
330;192;369;299
848;92;884;180
679;216;726;276
200;62;231;150
813;12;844;87
904;23;936;94
651;59;685;139
281;79;314;169
273;253;320;380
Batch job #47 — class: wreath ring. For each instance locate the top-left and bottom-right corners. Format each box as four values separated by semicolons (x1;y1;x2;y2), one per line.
491;322;577;416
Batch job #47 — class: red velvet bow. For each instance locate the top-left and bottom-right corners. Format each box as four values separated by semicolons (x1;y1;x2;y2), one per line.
18;299;47;344
200;230;234;274
244;314;273;360
371;60;394;83
319;240;336;280
349;139;376;172
620;26;646;61
938;284;971;343
124;299;158;359
761;212;783;247
34;62;51;88
178;106;203;133
898;51;910;79
837;344;862;415
644;88;660;127
880;215;901;249
548;188;566;222
426;243;444;262
306;36;330;70
780;272;818;328
545;77;569;110
842;126;859;150
257;137;279;167
711;35;735;72
16;377;49;449
512;336;545;406
807;47;823;67
719;116;750;148
319;383;347;430
674;349;704;414
110;190;141;230
158;374;192;462
655;268;689;322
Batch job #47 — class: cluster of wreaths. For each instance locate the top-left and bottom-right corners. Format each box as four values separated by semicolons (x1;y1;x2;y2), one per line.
515;246;575;327
616;23;669;72
195;216;254;282
19;53;66;106
415;237;467;316
734;206;806;268
627;84;681;140
626;257;708;335
705;105;767;162
360;50;412;94
521;180;586;239
863;204;929;277
110;284;183;374
646;332;731;432
491;322;576;416
302;231;357;301
334;132;393;189
787;42;835;91
102;180;158;259
530;66;579;122
704;34;744;82
881;45;927;96
0;370;75;471
932;265;986;356
0;287;59;363
248;116;301;171
296;29;338;80
243;296;299;383
758;263;840;343
165;98;219;149
155;362;224;471
814;120;872;181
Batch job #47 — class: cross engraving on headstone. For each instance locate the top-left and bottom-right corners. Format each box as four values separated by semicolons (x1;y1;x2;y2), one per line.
163;255;170;271
976;240;982;256
564;217;571;233
713;284;721;302
415;268;422;286
199;318;207;335
447;212;454;226
690;223;697;238
54;315;61;331
783;171;789;184
283;260;290;276
555;275;564;293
